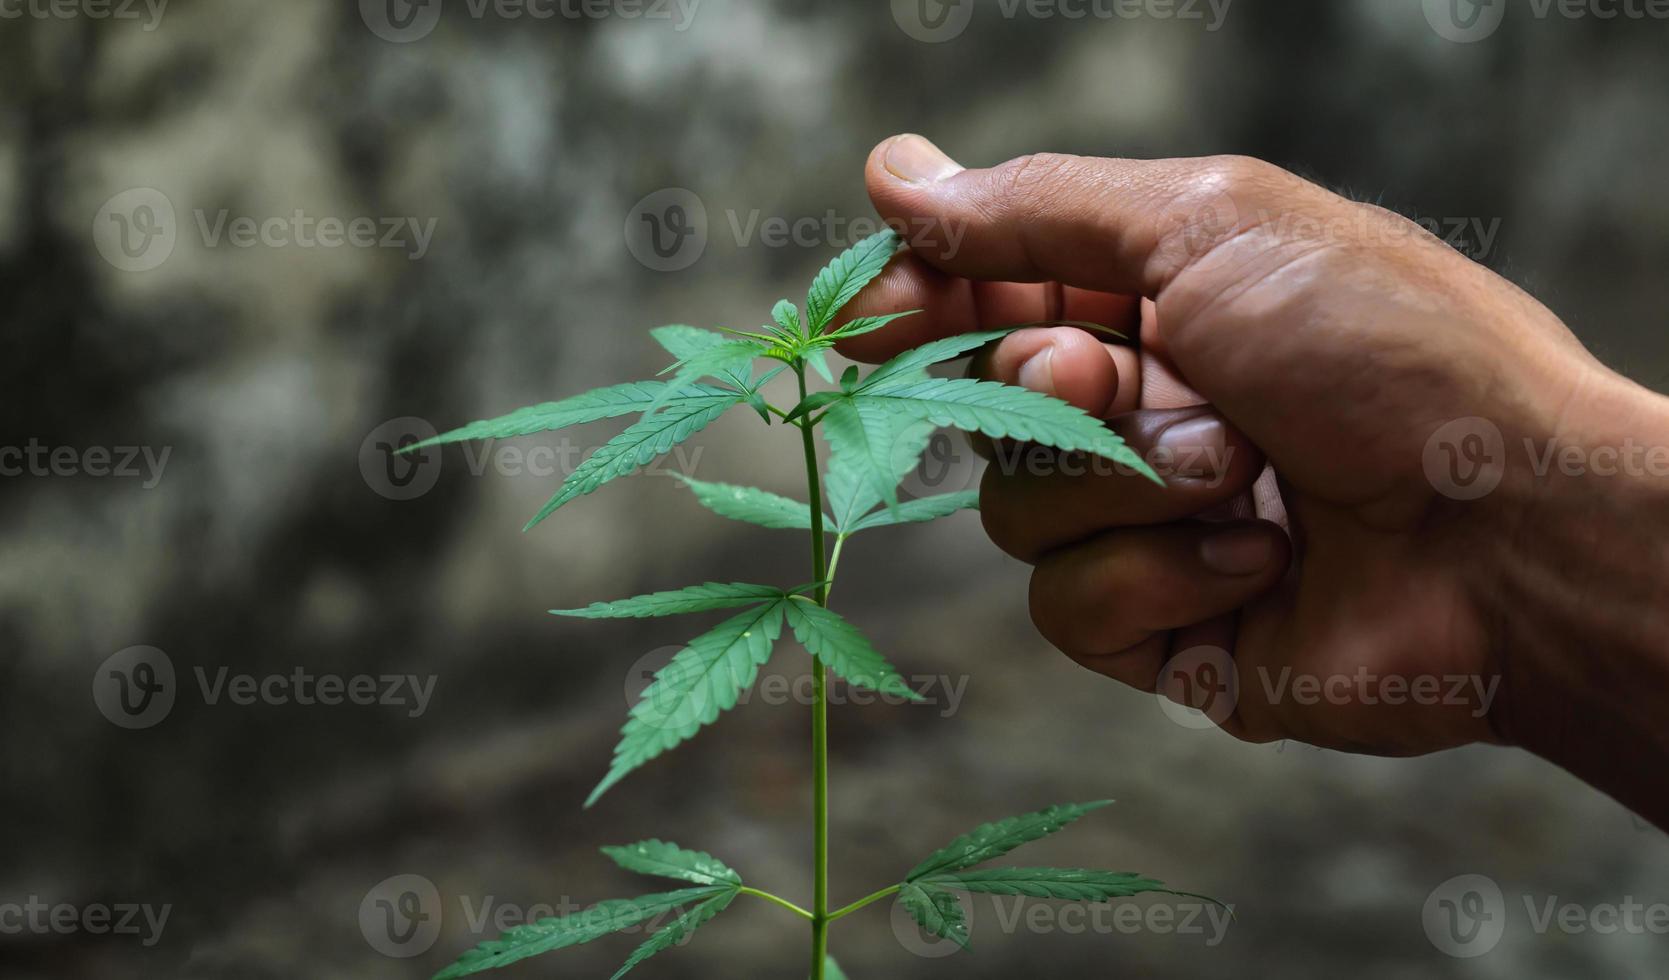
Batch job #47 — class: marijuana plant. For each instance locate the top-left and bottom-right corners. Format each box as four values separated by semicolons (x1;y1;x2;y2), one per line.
410;230;1211;978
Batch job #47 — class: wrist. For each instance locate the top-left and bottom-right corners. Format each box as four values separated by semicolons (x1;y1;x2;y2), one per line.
1484;366;1669;824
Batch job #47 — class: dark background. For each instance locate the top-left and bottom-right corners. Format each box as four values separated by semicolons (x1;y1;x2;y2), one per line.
2;0;1667;977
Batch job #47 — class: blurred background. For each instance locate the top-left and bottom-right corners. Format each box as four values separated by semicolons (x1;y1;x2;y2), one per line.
3;0;1667;977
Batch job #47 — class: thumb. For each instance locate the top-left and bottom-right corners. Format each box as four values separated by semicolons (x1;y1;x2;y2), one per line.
865;134;1319;300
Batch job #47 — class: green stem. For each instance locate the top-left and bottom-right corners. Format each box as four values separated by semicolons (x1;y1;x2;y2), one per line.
827;884;902;923
822;534;848;604
738;886;814;921
796;366;832;980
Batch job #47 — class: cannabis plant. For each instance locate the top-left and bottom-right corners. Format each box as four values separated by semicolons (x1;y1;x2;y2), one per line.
410;230;1211;978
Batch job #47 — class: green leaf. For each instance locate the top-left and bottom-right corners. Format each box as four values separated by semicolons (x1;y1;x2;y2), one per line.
805;348;835;384
820;397;928;514
402;381;731;453
432;886;728;979
601;840;741;887
897;882;970;951
824;411;934;532
784;390;843;423
525;392;744;530
647;340;767;416
650;325;731;361
587;599;789;806
856;327;1016;391
805;229;900;333
551;582;786;619
824;309;920;341
906;801;1113;881
819;957;849;980
839;365;860;391
772;299;804;343
783;601;921;701
847;490;978;533
610;886;738;980
853;377;1158;484
675;475;813;530
924;868;1172;903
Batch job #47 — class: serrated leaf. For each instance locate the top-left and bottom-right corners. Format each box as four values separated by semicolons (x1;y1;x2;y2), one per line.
525;392;743;529
924;868;1171;903
824;412;934;532
820;397;928;514
587;600;789;806
602;840;741;887
847;490;978;533
805;229;900;333
432;887;727;979
783;601;920;701
772;299;804;342
551;582;786;619
402;381;732;453
610;886;737;980
675;476;813;530
784;390;843;423
650;325;731;361
806;348;835;383
853;377;1158;484
897;882;970;951
647;340;768;416
906;801;1113;881
824;309;920;341
856;328;1017;391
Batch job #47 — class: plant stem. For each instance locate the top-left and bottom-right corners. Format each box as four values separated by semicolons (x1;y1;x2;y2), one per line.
827;884;903;923
737;887;815;921
795;366;832;980
822;535;848;604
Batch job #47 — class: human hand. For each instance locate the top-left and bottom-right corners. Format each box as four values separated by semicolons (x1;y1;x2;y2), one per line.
834;135;1669;821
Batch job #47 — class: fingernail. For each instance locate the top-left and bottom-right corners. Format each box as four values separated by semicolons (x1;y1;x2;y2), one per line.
1017;346;1056;395
885;134;964;183
1157;415;1228;479
1200;528;1273;576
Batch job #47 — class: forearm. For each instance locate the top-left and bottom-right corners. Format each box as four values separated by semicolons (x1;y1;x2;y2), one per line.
1488;370;1669;827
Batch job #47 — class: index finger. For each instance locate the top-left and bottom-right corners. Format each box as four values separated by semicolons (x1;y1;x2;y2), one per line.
832;135;1325;362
